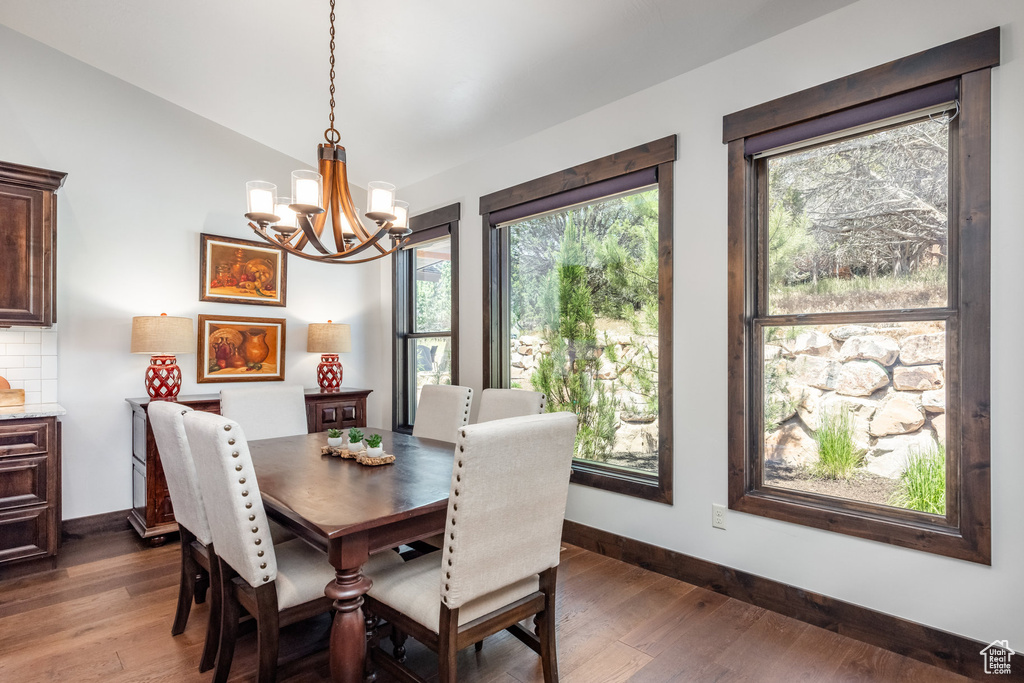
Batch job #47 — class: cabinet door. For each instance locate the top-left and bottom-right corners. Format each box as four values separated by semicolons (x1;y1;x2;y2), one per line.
0;506;51;563
313;399;364;432
0;182;53;326
0;456;48;511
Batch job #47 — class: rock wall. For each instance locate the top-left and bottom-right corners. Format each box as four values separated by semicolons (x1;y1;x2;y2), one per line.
511;333;659;466
765;324;946;479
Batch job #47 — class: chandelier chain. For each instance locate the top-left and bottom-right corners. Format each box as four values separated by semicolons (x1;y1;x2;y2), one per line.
324;0;340;145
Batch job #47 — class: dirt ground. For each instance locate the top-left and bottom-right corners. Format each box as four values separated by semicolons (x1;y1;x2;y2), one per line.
764;460;899;507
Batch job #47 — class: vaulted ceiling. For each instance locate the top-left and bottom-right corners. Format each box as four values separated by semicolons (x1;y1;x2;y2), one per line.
0;0;854;187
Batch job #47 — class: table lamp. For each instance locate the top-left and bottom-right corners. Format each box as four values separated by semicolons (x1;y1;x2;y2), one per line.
307;321;351;392
131;313;194;400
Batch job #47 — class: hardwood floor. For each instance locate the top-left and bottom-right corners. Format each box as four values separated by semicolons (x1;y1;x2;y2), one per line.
0;530;971;682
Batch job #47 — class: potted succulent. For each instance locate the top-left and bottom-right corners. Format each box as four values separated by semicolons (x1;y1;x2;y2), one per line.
327;428;344;448
364;433;384;459
348;428;365;452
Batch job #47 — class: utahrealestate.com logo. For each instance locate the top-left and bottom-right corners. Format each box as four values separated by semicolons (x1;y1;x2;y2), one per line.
980;640;1015;675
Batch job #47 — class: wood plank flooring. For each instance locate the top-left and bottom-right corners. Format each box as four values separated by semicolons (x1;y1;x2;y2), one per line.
0;530;972;682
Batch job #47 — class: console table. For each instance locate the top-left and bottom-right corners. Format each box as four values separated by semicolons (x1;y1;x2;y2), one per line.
125;387;371;545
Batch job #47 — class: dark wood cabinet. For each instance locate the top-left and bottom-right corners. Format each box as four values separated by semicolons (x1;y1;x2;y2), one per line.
125;387;371;544
0;416;62;566
0;161;67;327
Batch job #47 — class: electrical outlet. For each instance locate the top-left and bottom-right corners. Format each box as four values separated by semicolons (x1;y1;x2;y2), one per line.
712;504;727;530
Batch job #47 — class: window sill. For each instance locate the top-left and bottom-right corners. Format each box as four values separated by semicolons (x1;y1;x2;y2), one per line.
571;460;672;504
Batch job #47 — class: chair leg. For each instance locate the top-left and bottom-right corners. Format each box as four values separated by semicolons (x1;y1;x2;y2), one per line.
539;568;559;683
392;626;408;662
212;559;240;683
437;605;459;683
198;546;222;673
254;582;280;683
172;527;198;635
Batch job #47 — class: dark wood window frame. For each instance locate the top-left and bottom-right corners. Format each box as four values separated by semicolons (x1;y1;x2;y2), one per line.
392;203;460;434
724;29;997;563
480;137;676;503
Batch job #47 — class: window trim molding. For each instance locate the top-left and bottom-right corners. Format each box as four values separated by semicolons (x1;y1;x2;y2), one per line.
392;202;460;434
725;30;996;564
481;137;676;504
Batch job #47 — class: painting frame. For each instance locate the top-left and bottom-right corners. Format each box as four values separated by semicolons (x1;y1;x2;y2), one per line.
197;314;286;384
199;233;287;307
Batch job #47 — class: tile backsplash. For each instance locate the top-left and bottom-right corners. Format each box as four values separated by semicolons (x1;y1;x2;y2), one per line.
0;327;58;404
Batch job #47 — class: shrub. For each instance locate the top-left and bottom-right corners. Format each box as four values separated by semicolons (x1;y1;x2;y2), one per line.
347;428;364;443
812;410;864;480
889;444;945;514
365;434;383;449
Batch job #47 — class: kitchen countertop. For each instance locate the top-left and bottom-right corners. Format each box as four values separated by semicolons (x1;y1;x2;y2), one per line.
0;403;66;420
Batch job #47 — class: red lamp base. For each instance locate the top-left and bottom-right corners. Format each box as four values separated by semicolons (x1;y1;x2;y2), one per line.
317;353;343;392
145;355;182;400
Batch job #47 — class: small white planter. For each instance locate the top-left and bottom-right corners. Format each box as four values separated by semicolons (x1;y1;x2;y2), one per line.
327;436;344;448
365;444;383;458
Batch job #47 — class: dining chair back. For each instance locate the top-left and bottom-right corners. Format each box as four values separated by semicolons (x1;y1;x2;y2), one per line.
412;384;473;442
474;388;545;424
148;401;218;672
365;411;578;683
219;384;308;441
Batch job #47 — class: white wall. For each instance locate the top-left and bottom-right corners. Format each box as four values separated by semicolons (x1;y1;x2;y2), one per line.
0;25;388;520
387;0;1024;646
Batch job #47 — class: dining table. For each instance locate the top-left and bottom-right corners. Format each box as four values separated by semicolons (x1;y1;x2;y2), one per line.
248;428;455;683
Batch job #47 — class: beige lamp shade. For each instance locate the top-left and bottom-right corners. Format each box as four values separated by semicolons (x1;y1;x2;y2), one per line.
130;314;195;355
307;322;352;353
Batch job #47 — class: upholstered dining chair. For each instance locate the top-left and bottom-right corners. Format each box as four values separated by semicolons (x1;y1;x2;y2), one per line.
184;410;402;683
148;401;219;673
219;384;308;441
474;388;546;423
412;384;473;443
364;411;578;683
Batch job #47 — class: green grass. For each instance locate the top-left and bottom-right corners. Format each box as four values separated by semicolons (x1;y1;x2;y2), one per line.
889;445;945;514
771;266;947;315
812;410;864;480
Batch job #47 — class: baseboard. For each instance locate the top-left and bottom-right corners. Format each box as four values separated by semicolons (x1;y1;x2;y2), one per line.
562;520;1012;681
62;509;132;537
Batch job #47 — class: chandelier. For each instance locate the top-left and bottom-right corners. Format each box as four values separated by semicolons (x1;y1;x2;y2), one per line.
244;0;411;263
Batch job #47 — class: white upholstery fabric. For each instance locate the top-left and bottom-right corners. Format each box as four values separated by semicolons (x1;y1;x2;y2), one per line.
219;384;308;441
441;412;576;609
184;411;279;588
412;384;473;443
367;552;538;631
475;388;545;424
148;402;212;545
275;538;403;610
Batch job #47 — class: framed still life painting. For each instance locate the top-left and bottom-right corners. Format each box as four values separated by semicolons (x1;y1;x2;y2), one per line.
200;233;287;306
197;314;286;383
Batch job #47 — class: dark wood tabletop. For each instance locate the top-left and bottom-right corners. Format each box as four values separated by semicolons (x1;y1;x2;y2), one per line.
248;428;456;683
249;429;455;548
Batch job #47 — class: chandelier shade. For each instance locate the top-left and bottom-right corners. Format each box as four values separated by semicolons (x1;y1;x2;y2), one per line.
243;0;411;264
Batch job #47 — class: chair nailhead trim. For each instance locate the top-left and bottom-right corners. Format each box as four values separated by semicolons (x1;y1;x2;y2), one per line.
245;502;252;509
258;550;264;557
448;559;452;566
263;575;269;582
255;539;262;545
224;425;232;431
249;514;256;521
458;461;463;467
251;526;259;533
232;451;240;458
242;490;249;497
235;465;242;471
239;477;246;484
260;562;267;569
228;438;236;445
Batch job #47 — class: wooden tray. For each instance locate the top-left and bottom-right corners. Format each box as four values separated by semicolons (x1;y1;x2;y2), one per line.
321;445;394;466
0;389;25;407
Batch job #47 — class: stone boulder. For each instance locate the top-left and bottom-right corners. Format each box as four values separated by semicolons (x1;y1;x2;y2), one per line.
900;333;945;366
893;365;944;391
931;414;947;446
786;330;833;356
764;423;818;468
795;387;823;431
866;430;938;479
869;395;926;437
834;360;889;397
789;355;840;391
613;420;657;454
829;325;874;342
921;389;945;413
597;357;617;380
838;335;900;366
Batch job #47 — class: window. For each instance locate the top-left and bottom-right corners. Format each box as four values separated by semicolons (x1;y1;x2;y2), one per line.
393;203;459;432
724;29;997;563
481;137;675;503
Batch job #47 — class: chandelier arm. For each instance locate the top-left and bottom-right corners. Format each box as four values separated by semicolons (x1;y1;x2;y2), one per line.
319;241;406;264
325;224;391;258
329;178;345;251
250;222;407;264
297;213;334;255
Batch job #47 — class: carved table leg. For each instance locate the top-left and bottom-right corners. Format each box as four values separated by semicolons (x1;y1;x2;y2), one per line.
324;562;372;683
